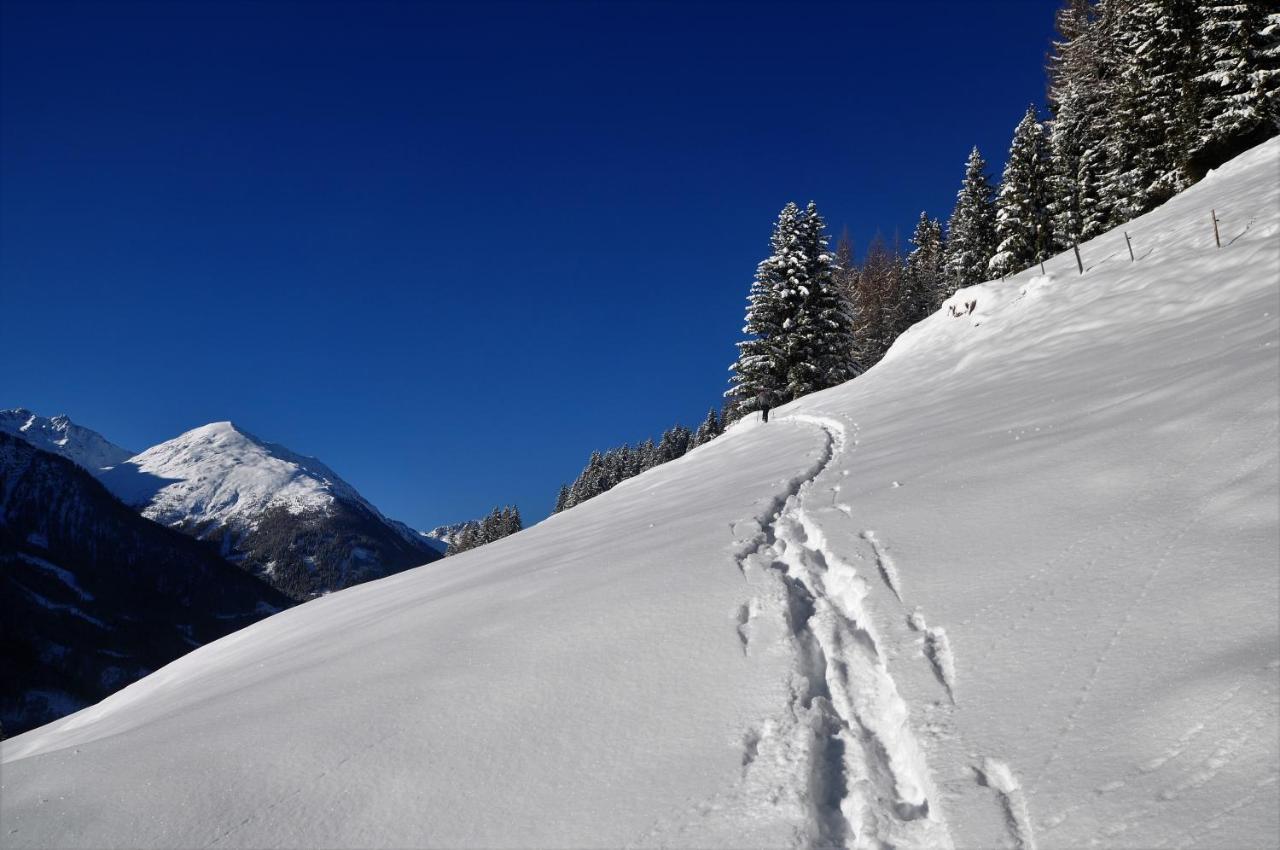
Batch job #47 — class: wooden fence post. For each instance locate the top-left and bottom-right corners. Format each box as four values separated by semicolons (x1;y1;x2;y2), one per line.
1073;243;1084;274
1212;210;1221;248
1124;232;1134;261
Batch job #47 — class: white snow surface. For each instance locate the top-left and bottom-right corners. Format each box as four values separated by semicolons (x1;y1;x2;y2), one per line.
0;408;133;471
97;421;407;537
3;140;1279;849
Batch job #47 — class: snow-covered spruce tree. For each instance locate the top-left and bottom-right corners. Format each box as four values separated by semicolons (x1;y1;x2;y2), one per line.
554;484;570;514
656;424;692;464
1188;0;1280;178
942;147;998;295
1047;0;1117;247
900;212;945;330
791;203;860;395
727;201;858;414
989;105;1055;279
690;407;722;448
1101;0;1201;217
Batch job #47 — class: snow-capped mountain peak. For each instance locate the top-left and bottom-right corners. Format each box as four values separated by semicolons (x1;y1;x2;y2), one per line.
0;408;134;471
96;420;439;599
101;420;368;528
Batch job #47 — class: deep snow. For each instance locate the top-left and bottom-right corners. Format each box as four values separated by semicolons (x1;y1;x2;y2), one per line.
2;139;1277;849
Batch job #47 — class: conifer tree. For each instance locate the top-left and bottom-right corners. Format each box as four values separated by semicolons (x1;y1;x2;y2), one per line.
1047;0;1116;246
942;147;998;293
990;105;1055;278
728;201;858;412
848;234;901;367
691;407;722;448
554;484;570;514
1102;0;1201;216
901;212;945;325
727;203;800;415
656;424;692;463
1189;0;1280;176
792;202;861;395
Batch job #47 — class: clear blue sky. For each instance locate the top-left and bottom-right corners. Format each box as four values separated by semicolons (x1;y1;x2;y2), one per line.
1;0;1060;528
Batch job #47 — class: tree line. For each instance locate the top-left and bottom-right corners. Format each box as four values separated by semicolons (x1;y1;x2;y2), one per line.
495;1;1276;534
726;0;1277;417
552;408;726;513
444;505;523;556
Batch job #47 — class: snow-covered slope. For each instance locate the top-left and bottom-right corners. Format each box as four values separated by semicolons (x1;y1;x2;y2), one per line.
0;408;133;471
3;139;1277;849
96;422;439;599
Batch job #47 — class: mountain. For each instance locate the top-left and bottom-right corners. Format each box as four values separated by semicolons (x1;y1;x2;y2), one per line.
2;139;1276;848
0;432;291;738
421;520;478;553
97;421;440;600
0;408;133;471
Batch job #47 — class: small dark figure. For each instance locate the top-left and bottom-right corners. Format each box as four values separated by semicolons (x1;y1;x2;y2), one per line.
757;391;770;423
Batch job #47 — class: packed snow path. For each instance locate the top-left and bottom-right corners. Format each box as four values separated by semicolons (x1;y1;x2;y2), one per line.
3;140;1278;849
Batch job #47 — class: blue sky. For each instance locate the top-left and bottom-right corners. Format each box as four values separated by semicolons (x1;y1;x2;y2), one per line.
1;0;1060;527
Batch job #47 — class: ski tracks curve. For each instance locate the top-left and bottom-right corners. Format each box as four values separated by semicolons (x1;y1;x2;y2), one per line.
735;412;956;849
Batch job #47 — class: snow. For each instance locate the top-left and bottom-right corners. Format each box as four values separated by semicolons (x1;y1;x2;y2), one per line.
3;138;1278;849
98;421;397;533
0;409;133;471
16;552;95;602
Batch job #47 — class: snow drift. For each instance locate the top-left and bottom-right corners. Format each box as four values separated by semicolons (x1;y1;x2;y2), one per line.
2;139;1277;849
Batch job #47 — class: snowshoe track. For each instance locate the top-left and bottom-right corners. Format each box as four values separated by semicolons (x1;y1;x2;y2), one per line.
733;414;953;849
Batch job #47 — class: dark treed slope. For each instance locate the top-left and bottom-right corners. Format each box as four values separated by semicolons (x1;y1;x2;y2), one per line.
0;432;292;738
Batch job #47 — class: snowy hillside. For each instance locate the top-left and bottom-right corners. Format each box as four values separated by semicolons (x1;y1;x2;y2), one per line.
97;421;439;599
0;408;133;471
3;139;1277;849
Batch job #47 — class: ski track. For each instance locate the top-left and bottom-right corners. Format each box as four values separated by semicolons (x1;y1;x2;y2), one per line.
732;413;955;849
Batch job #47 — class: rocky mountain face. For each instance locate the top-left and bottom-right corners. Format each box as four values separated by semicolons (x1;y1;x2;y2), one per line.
0;432;291;737
0;408;133;471
97;421;440;600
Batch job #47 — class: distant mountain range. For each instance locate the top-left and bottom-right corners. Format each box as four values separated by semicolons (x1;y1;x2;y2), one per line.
97;420;440;600
0;409;443;736
0;408;133;470
1;410;441;601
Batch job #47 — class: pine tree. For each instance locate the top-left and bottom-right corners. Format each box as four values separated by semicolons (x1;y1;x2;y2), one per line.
901;212;945;327
554;484;570;514
942;147;998;293
1188;0;1280;177
691;407;722;448
990;105;1055;278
